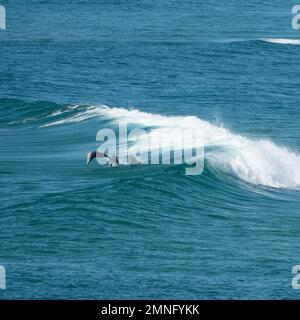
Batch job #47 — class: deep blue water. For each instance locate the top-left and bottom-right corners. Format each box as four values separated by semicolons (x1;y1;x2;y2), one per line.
1;1;300;299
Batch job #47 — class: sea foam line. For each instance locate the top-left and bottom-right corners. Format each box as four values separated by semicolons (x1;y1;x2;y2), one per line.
261;38;300;45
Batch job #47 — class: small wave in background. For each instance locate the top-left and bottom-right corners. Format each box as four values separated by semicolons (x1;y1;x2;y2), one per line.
260;38;300;45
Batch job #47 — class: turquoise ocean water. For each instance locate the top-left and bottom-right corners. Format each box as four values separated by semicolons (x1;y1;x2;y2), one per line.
0;1;300;299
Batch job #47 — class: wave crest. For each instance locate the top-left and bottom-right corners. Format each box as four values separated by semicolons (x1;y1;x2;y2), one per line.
260;38;300;45
4;99;299;189
42;104;300;189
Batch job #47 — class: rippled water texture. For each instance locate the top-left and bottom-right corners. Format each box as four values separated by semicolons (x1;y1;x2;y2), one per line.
0;1;300;299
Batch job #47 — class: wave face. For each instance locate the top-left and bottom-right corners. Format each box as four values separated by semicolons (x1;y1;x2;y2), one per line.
3;100;300;189
3;98;300;302
95;107;300;189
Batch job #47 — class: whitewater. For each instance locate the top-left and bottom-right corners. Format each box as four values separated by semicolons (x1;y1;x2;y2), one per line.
39;104;300;189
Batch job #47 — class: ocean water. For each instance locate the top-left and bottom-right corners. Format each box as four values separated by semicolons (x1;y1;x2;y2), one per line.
1;0;300;299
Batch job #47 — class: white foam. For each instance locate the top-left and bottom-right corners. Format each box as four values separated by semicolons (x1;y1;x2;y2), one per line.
41;105;100;127
41;105;300;188
99;107;300;189
261;38;300;45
